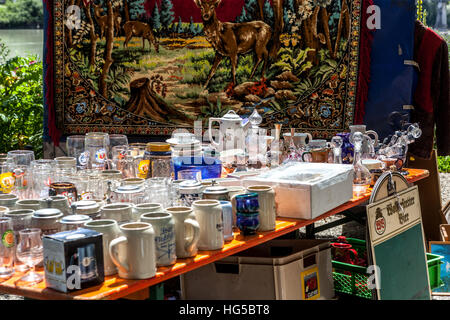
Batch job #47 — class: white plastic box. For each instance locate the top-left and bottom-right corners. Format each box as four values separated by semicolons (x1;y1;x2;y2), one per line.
180;239;334;300
242;162;354;220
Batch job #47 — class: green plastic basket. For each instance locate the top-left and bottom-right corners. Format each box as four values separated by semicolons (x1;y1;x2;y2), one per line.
332;238;444;299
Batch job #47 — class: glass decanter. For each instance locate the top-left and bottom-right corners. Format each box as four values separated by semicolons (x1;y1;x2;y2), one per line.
352;132;372;196
331;136;343;164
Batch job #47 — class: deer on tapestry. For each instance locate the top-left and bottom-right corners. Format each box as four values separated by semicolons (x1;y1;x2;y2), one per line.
92;3;122;38
123;21;160;53
193;0;275;88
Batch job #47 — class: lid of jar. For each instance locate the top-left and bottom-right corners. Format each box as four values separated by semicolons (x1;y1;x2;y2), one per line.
147;142;171;152
179;180;203;193
33;208;63;219
72;201;101;214
60;214;92;224
203;186;228;194
166;133;201;148
114;185;145;194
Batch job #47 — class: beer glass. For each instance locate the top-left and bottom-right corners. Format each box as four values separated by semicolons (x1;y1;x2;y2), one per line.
85;133;110;170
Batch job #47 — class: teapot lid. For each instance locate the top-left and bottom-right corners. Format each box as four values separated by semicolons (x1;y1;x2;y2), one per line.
222;110;242;120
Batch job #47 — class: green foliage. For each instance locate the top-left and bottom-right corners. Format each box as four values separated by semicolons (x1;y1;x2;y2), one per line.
201;97;230;120
438;156;450;173
160;0;175;32
150;3;161;31
129;0;146;20
0;40;43;158
0;0;43;28
271;47;315;78
176;16;184;34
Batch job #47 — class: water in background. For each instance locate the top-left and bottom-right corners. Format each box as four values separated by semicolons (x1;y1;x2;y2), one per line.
0;29;44;59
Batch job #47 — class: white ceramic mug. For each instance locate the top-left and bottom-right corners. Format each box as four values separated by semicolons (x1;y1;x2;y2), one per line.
132;203;163;221
246;185;277;231
192;200;224;251
84;219;122;276
165;207;200;258
140;212;177;267
101;203;133;224
109;222;156;279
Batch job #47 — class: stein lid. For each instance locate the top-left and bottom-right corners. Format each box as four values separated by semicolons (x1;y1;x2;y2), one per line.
179;180;203;193
33;208;63;219
60;214;92;225
203;186;228;195
114;185;145;194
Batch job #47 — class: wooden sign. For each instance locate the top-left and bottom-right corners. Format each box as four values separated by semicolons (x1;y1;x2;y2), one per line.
366;186;431;300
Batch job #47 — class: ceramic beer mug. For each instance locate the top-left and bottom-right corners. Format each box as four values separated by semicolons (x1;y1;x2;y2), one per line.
192;200;224;251
165;207;200;258
246;186;276;231
84;219;122;276
132;203;163;221
15;199;42;211
109;222;156;280
140;212;177;267
40;195;71;216
101;203;133;224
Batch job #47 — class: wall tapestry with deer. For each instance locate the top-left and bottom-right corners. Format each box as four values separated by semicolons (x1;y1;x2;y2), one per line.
45;0;372;141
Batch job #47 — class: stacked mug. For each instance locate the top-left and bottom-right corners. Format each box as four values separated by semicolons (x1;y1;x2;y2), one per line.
234;193;260;235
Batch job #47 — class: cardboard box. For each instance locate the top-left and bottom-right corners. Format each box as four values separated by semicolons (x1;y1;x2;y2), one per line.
43;228;104;293
180;239;334;300
242;163;354;220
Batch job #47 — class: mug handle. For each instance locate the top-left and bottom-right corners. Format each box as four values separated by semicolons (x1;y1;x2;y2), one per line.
306;133;313;145
184;218;200;253
365;130;379;147
208;118;221;148
302;151;312;162
109;236;129;274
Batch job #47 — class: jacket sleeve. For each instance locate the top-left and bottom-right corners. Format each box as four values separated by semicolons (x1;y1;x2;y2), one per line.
435;40;450;157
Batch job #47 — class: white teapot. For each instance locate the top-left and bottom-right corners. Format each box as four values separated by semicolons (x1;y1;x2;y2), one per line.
208;110;251;153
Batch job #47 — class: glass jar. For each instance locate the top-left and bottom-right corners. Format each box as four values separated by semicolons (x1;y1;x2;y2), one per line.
143;142;173;179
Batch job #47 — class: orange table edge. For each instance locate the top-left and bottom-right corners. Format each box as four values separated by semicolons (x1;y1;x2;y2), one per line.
0;169;429;300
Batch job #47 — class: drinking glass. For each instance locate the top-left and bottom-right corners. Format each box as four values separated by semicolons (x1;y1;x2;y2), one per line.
146;178;170;208
110;145;137;178
109;134;128;158
16;228;44;285
10;165;33;200
67;135;89;170
0;160;16;194
7;150;35;167
0;217;15;279
85;132;110;170
30;159;55;199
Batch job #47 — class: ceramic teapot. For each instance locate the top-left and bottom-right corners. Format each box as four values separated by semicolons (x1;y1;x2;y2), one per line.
208;110;250;153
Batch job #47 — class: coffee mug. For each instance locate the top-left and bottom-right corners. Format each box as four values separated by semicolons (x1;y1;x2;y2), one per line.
165;207;200;258
84;219;121;276
192;200;224;251
140;212;177;267
109;222;156;279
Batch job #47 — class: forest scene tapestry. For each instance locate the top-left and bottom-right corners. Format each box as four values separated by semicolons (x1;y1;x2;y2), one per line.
51;0;364;137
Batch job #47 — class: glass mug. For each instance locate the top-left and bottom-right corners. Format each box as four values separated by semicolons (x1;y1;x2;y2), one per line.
67;135;90;170
85;132;110;170
48;182;78;205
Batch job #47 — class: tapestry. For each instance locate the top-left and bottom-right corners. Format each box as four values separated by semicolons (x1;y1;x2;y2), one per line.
48;0;368;140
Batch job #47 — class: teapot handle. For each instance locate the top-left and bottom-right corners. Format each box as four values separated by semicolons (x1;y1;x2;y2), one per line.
208;118;221;148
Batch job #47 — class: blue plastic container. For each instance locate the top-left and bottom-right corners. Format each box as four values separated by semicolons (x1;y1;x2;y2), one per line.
173;156;222;180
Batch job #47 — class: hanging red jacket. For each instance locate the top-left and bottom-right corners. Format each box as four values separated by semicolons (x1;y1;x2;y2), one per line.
409;21;450;160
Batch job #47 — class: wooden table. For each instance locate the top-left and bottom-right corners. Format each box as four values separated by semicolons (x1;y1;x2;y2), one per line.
0;169;429;300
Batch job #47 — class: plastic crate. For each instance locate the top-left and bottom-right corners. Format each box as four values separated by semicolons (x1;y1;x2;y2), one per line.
427;253;445;290
332;238;444;299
